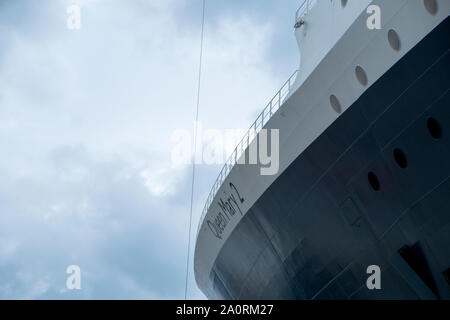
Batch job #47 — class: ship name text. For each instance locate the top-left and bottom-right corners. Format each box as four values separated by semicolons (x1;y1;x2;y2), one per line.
207;183;244;240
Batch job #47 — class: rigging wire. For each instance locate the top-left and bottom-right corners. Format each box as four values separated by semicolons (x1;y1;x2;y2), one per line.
185;0;206;300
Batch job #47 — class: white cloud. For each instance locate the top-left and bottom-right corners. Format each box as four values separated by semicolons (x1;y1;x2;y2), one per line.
0;0;295;299
140;167;181;197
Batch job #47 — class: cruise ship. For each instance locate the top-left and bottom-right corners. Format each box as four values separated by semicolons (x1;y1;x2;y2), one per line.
194;0;450;299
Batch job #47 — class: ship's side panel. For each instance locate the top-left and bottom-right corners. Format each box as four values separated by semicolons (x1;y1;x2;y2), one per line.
210;17;450;300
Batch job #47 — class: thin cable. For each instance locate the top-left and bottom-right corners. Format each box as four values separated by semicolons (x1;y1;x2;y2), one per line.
185;0;206;300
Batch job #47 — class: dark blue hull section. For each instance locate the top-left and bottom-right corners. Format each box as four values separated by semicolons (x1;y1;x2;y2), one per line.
209;17;450;300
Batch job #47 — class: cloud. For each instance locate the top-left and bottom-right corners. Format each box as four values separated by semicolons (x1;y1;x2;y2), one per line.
0;0;297;299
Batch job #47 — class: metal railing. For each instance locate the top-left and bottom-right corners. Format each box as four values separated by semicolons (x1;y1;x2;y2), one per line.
295;0;317;28
197;70;298;234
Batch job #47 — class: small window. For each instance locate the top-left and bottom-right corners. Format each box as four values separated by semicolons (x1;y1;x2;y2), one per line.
341;0;348;8
368;172;380;191
330;94;342;114
427;117;442;139
424;0;438;15
355;66;368;87
388;29;401;51
443;268;450;286
393;148;408;169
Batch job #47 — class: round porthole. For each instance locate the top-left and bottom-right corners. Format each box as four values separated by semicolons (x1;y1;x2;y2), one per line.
393;148;408;169
388;29;401;51
424;0;438;15
427;117;442;139
330;95;342;114
341;0;348;8
355;66;368;87
368;172;380;191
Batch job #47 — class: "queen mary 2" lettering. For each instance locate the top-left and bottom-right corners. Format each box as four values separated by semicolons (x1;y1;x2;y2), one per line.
207;183;244;240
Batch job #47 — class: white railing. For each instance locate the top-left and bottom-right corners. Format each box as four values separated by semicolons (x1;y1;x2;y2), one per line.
295;0;317;28
197;70;298;234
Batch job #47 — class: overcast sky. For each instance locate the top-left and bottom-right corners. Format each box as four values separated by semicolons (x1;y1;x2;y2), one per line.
0;0;299;299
